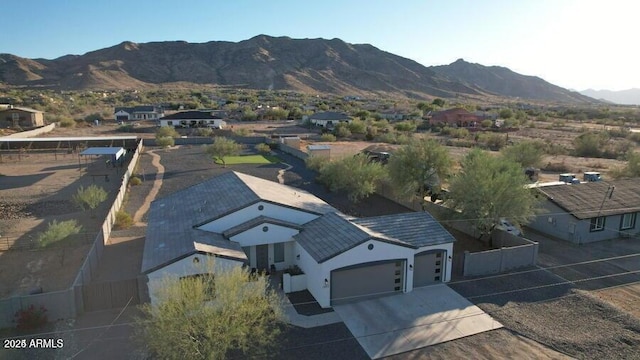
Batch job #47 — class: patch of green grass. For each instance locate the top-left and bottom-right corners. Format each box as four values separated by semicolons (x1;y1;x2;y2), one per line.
214;154;280;165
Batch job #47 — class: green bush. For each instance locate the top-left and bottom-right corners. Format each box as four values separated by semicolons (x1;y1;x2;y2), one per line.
196;128;214;137
114;210;134;230
234;128;251;136
73;185;108;211
129;176;142;186
255;143;271;154
481;119;493;128
320;133;337;142
156;136;175;148
305;156;329;172
59;118;76;128
37;220;82;247
156;126;180;139
334;123;351;138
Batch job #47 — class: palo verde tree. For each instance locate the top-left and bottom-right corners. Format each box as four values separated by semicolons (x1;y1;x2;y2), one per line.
135;263;283;360
501;140;546;168
317;154;387;202
386;138;452;200
445;149;539;238
206;136;243;167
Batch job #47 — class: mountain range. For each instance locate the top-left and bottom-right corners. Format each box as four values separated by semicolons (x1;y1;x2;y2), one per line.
579;88;640;105
0;35;596;103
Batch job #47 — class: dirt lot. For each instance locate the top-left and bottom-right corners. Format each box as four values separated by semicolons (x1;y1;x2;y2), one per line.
0;152;128;297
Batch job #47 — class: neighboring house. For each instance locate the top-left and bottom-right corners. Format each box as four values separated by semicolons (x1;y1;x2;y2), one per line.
114;105;164;122
378;111;407;121
157;111;227;129
428;107;482;127
142;172;455;307
0;105;44;128
529;179;640;244
306;111;352;128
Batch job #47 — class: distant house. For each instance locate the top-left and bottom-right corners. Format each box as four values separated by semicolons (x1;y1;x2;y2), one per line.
114;105;164;122
0;105;44;128
158;110;227;129
378;111;407;121
429;108;481;128
529;179;640;244
306;111;352;128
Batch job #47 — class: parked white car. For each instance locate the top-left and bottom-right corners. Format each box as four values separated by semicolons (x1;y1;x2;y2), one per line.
497;218;522;236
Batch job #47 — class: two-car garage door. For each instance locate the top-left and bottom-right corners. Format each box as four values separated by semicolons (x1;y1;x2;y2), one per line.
331;260;405;305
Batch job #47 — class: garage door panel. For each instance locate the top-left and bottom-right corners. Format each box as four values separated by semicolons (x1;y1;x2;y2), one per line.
331;260;404;305
414;251;444;288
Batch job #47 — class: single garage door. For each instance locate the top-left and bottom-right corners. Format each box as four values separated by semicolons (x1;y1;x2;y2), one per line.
331;260;405;305
413;250;445;288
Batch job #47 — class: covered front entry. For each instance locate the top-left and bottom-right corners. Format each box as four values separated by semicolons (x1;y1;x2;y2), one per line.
331;259;405;305
413;250;445;288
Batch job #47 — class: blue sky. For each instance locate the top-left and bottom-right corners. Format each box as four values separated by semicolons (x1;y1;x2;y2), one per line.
3;0;638;91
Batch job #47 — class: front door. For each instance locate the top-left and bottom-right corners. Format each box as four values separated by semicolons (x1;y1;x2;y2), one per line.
256;244;269;271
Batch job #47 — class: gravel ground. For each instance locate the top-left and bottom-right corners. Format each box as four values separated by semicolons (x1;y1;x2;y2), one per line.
450;269;640;359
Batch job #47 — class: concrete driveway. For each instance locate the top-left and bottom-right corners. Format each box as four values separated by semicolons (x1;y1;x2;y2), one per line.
334;284;502;359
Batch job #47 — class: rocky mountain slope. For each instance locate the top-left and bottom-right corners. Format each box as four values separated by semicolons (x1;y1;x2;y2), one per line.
431;59;595;103
0;35;596;103
580;88;640;105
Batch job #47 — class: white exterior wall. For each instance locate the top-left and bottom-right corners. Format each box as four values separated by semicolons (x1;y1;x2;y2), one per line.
294;243;325;306
114;110;131;120
147;254;242;305
415;242;454;282
197;201;318;233
229;223;299;246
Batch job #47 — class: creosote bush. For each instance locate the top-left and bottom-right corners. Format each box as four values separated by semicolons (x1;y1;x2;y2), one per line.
129;176;142;186
37;220;82;247
114;210;134;230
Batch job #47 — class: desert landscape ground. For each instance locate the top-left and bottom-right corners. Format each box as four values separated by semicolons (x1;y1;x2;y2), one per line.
1;118;639;359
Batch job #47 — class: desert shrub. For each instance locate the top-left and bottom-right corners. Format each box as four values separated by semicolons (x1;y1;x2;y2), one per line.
394;121;417;133
37;220;82;247
628;132;640;144
233;127;251;136
196;128;214;137
254;143;271;154
348;119;366;134
156;136;174;148
15;305;48;331
114;210;134;230
376;132;397;144
445;138;475;148
129;176;142;186
573;132;609;157
607;127;630;138
305;156;329;172
320;133;337;142
156;126;180;139
73;184;108;211
481;119;493;128
541;161;571;173
334;123;351;138
365;126;378;141
59;118;76;128
602;141;634;159
450;128;470;139
117;124;135;132
481;133;507;150
395;133;411;145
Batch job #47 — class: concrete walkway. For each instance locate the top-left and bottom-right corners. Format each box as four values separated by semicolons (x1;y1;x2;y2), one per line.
132;149;165;225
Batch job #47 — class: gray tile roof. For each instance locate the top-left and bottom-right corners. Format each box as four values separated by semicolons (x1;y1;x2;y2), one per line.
142;172;336;273
160;110;223;120
538;179;640;219
295;211;456;263
352;212;456;248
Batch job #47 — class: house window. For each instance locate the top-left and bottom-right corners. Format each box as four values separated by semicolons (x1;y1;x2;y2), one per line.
620;213;637;230
274;243;285;263
590;217;606;232
167;121;173;126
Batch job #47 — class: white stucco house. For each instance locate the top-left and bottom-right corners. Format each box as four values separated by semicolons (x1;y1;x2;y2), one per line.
142;172;455;307
305;111;352;128
157;110;227;128
114;105;164;122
